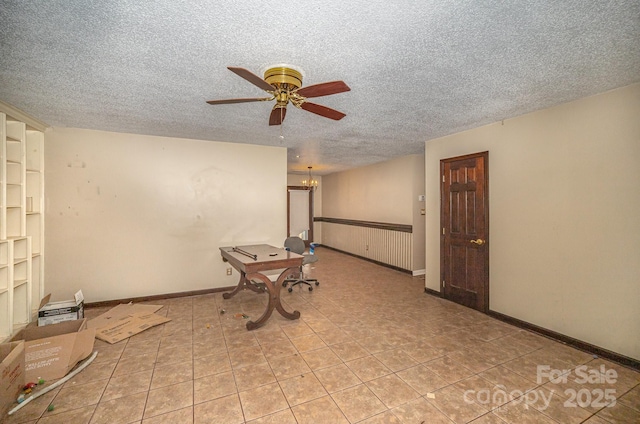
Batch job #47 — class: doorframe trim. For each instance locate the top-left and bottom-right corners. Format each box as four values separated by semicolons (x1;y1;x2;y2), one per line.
439;151;490;312
287;186;314;246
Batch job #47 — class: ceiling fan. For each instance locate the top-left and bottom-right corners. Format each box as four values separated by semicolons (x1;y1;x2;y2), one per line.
207;66;350;126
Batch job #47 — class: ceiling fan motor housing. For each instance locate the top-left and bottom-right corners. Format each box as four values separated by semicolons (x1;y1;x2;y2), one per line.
264;67;303;90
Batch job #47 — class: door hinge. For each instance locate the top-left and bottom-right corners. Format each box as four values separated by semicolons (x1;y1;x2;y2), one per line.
442;175;445;183
442;227;445;235
442;280;446;287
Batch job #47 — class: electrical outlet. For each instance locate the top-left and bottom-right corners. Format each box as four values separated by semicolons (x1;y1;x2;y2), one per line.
226;268;232;275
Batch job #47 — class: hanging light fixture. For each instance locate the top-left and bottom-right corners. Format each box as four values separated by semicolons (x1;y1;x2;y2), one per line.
302;166;318;190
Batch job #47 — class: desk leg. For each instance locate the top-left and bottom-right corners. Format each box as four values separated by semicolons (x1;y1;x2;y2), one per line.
223;272;247;299
245;267;300;330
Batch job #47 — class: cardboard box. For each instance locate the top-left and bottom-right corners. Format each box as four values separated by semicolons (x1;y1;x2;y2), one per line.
1;341;24;417
87;303;170;344
38;290;85;326
12;319;95;382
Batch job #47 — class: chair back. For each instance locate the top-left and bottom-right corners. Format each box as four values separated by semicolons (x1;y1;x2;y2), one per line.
284;236;306;254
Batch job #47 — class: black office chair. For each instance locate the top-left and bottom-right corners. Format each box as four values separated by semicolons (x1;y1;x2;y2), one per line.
283;236;319;292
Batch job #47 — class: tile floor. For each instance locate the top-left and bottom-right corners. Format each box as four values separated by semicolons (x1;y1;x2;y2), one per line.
5;247;640;423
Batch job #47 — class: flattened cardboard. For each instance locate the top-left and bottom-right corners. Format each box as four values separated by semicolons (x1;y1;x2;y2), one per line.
94;312;171;344
87;304;170;344
12;319;95;382
1;341;24;417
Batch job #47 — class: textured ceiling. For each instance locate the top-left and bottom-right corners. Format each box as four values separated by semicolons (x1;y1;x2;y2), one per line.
1;1;639;175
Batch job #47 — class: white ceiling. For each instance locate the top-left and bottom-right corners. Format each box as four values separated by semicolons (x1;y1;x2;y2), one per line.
1;1;639;175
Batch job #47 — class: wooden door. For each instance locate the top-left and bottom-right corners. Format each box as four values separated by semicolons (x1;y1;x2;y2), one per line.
441;152;489;312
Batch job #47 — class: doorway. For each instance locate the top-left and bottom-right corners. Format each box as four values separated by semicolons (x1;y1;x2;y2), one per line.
440;152;489;312
287;186;314;246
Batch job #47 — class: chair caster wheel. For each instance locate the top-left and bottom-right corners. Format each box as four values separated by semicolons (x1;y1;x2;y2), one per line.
288;287;293;293
309;287;313;291
315;282;319;286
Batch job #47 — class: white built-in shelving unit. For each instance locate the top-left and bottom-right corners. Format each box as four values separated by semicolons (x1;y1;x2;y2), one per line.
0;106;45;340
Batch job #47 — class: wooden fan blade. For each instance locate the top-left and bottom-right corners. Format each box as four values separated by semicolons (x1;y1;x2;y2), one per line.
206;97;272;105
295;81;350;98
300;102;346;120
228;67;275;92
269;107;287;126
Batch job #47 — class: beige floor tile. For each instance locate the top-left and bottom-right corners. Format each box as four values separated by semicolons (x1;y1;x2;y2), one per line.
619;384;640;411
358;410;403;423
112;353;157;377
595;401;640;424
447;348;498;374
62;248;636;424
238;382;289;421
492;398;559;423
424;355;475;384
346;355;392;382
289;333;327;352
479;365;540;398
4;387;61;423
396;364;449;395
428;384;489;423
144;380;193;419
366;374;421;408
314;363;362;393
467;412;509;423
268;353;312;380
141;406;193;423
246;408;297;423
390;397;454;424
259;340;298;361
193;351;231;379
281;321;314;338
36;405;96;424
228;345;268;369
233;362;276;391
48;379;108;416
528;386;591;424
89;391;147;424
279;372;328;406
299;346;342;370
121;339;161;360
316;328;352;346
155;345;193;367
101;368;153;402
150;361;193;390
194;394;243;424
331;383;387;422
330;340;369;362
291;395;350;424
194;370;237;403
374;349;419;372
64;361;117;387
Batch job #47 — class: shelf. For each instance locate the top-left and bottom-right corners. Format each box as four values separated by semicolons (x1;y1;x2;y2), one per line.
1;111;42;336
5;121;25;142
13;279;28;288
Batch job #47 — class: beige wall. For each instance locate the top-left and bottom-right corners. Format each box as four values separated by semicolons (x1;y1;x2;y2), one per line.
425;83;640;360
45;128;287;303
322;154;426;271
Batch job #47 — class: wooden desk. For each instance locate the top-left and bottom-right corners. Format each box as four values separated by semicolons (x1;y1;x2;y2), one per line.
220;244;304;330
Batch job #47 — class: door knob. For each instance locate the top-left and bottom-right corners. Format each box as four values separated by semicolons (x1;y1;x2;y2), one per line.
470;238;485;245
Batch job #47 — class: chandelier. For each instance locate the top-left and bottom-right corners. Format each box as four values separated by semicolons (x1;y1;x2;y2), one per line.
302;166;318;190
